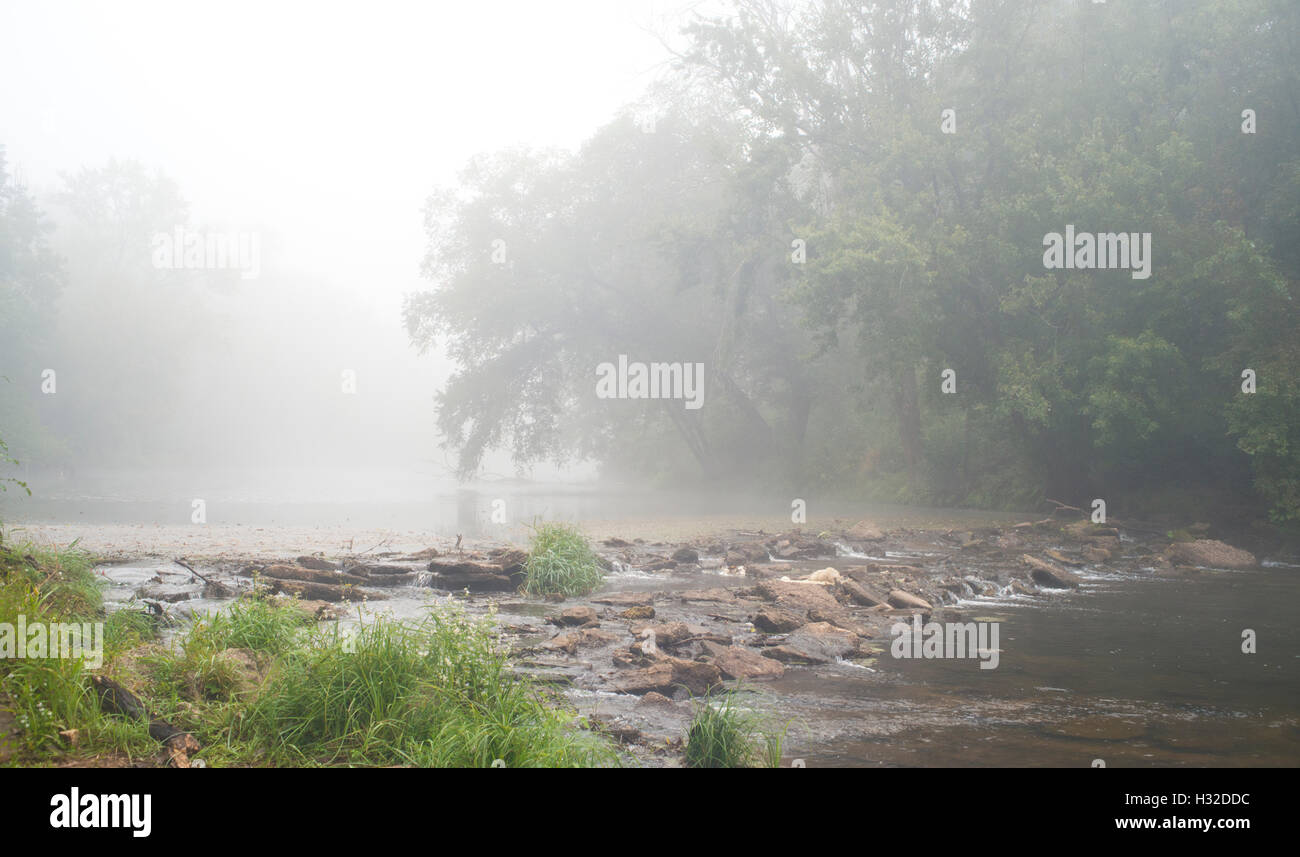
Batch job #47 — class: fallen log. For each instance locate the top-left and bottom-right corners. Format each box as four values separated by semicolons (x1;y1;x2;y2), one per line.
91;675;201;767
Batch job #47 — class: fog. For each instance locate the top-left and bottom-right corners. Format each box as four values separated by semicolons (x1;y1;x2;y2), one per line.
2;0;1298;530
1;0;687;508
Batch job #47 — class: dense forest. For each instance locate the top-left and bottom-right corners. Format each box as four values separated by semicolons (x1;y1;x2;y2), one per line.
403;0;1300;521
3;0;1298;524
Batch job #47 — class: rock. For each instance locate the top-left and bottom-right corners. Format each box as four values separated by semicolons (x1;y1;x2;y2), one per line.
754;579;842;615
546;628;619;654
619;605;655;620
1020;555;1080;589
209;648;263;695
602;537;632;547
677;588;738;603
701;641;784;681
886;589;933;610
134;585;196;603
427;558;525;592
202;580;235;599
366;564;416;576
671;546;700;564
266;579;384;603
751;608;803;633
616;657;722;696
725;544;769;566
637;691;676;708
296;556;338;571
846;520;886;541
362;572;417;587
259;564;369;586
1063;520;1120;542
1167;539;1256;569
552;606;598;627
592;591;658;607
762;622;857;664
1083;546;1112;563
403;547;441;561
805;567;843;584
837;580;886;607
629;622;693;647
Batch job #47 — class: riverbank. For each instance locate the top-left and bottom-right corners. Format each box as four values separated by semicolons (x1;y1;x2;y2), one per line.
2;514;1295;767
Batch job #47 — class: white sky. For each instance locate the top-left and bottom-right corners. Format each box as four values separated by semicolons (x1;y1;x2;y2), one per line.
0;0;694;298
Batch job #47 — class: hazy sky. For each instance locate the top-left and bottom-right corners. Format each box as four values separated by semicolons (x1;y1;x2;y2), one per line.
1;0;705;480
0;0;690;298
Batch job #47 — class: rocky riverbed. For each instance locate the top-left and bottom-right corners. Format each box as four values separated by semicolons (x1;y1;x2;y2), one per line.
77;513;1297;767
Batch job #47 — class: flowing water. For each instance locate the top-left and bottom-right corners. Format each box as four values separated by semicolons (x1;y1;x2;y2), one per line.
7;469;1298;767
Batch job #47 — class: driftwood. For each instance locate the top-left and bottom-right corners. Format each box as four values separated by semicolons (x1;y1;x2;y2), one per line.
171;557;214;586
91;675;201;767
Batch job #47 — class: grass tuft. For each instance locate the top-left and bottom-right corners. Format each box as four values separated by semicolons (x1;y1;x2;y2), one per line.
522;522;604;598
684;690;787;768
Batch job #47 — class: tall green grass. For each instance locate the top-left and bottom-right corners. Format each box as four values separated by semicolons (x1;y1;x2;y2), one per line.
684;691;787;768
0;541;157;761
522;522;604;597
235;606;617;767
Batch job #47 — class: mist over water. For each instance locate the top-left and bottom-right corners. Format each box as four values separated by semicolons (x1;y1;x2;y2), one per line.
1;0;1297;780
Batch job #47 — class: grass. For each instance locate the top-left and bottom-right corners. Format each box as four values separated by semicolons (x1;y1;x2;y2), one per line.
683;690;788;769
1;528;619;767
522;521;604;597
0;539;159;762
232;606;616;767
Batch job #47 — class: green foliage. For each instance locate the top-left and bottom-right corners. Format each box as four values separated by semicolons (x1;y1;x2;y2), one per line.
522;522;604;598
402;0;1300;521
236;607;616;767
684;690;787;769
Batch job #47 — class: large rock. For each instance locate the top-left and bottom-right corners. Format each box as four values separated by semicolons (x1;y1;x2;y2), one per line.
427;558;525;592
1167;539;1256;569
296;556;338;571
552;606;598;627
671;546;700;564
259;564;369;586
754;579;842;615
615;657;722;696
630;622;694;647
1020;555;1080;589
546;628;619;654
701;641;785;681
266;579;385;603
751;607;803;633
887;589;933;610
839;579;889;607
592;591;658;607
725;544;770;566
762;622;857;664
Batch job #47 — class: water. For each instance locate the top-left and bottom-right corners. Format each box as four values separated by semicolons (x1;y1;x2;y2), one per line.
11;470;1299;766
772;565;1300;766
